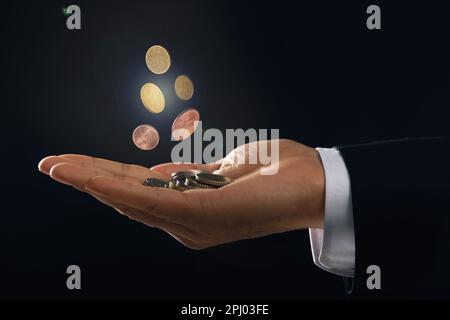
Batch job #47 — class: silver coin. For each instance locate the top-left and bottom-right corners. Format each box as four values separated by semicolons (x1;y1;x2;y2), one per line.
170;174;189;186
169;180;195;192
194;172;232;187
184;177;216;189
171;170;206;181
168;170;231;191
143;178;169;188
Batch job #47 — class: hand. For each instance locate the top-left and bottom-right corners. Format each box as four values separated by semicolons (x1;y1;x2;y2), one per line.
38;139;325;249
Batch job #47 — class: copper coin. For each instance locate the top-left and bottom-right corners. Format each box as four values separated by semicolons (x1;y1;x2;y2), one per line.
132;125;160;150
171;108;200;141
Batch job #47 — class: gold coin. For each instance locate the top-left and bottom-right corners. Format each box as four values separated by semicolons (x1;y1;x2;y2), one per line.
174;75;194;101
140;83;165;113
145;45;171;75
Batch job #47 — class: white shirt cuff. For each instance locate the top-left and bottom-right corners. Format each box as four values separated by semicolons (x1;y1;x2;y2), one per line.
309;147;355;278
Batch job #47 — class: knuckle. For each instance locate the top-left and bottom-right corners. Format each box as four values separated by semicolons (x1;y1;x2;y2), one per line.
121;162;132;177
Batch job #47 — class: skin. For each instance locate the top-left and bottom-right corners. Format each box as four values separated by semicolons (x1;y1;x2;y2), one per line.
38;139;325;250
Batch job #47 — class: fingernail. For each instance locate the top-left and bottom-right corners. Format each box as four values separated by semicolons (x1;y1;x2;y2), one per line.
38;167;49;175
38;156;56;175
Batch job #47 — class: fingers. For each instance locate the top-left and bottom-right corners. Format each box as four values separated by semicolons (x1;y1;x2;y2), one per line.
39;154;157;182
42;156;224;224
49;162;140;192
150;162;221;178
50;163;100;191
38;156;63;175
61;154;153;180
85;176;198;224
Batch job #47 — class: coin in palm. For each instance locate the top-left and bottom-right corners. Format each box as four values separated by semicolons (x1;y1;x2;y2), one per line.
195;172;232;187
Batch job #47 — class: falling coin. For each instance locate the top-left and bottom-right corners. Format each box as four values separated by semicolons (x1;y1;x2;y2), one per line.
145;45;171;75
171;108;200;141
140;83;165;114
132;124;160;150
174;75;194;101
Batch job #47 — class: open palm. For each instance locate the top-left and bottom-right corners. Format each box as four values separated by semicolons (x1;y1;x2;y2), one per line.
38;139;324;249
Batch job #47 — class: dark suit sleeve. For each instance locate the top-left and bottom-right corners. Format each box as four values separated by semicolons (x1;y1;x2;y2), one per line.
337;138;450;299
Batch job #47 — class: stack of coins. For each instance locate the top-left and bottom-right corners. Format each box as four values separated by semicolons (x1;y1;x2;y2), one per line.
143;170;232;191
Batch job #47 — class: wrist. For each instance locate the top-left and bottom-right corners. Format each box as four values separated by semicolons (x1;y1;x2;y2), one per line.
291;147;325;230
309;149;326;228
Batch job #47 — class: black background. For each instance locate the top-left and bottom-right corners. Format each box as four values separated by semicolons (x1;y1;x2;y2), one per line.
1;0;449;298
